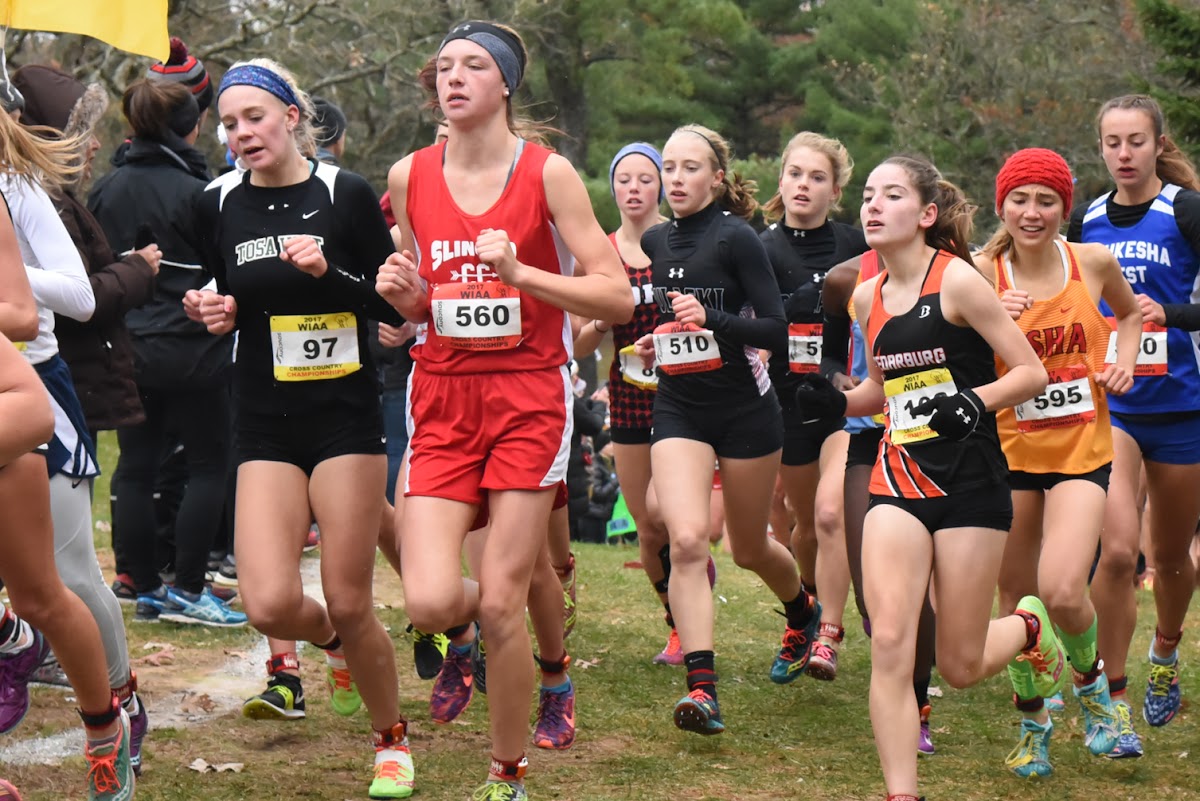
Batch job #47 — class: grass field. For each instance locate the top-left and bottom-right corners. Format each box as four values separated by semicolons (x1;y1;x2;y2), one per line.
1;433;1197;801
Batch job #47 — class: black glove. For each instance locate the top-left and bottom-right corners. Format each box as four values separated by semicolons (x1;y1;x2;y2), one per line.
792;373;847;423
911;387;984;441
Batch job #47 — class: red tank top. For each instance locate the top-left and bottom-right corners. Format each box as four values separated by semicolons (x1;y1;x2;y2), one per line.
406;141;573;374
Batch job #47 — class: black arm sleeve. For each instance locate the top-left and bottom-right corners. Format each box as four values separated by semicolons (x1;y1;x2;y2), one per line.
326;172;404;325
705;225;787;353
1066;203;1087;243
1174;189;1200;255
820;310;851;379
1162;303;1200;331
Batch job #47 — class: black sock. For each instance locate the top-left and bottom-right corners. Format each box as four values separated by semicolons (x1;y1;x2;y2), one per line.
782;590;814;630
444;623;471;640
913;676;930;709
313;634;342;652
1109;674;1127;696
664;605;675;630
684;650;717;701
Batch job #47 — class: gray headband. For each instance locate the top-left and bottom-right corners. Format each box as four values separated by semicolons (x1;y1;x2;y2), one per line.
439;22;525;92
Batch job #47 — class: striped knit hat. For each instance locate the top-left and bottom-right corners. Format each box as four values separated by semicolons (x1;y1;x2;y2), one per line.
148;37;213;112
994;148;1074;214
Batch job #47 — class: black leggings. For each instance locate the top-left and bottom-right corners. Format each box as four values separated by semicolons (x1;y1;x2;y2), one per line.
113;383;231;595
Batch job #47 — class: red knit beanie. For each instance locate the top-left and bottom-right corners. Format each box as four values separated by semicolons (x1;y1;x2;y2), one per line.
994;148;1074;214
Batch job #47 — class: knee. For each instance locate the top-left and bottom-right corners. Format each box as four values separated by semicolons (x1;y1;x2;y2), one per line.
9;586;59;630
867;622;910;669
814;504;841;541
1096;537;1138;575
730;540;768;571
404;589;464;635
669;532;709;566
478;587;526;642
1040;585;1086;623
935;649;981;690
325;591;372;634
242;594;297;634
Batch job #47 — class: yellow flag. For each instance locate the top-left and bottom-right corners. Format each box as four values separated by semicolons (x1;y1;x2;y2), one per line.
3;0;169;62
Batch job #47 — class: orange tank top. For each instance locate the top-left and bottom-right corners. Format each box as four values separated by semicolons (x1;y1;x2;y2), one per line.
993;240;1113;474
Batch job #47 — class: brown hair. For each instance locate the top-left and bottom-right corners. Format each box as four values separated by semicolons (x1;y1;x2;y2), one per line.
418;23;559;147
0;110;82;191
668;124;758;221
122;79;191;140
1097;94;1200;191
881;155;976;265
762;131;853;223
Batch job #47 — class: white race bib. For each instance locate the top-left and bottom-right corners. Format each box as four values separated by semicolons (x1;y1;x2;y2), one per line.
270;312;360;381
652;324;721;375
1105;319;1167;377
618;344;658;390
431;282;522;350
1014;367;1095;432
788;323;822;374
884;367;958;444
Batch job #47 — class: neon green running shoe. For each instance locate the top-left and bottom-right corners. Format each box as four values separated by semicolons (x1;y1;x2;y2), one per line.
1013;597;1067;699
1005;716;1053;778
327;662;363;716
472;781;528;800
369;723;415;799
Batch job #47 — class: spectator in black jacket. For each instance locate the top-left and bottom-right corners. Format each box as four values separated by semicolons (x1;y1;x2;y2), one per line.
88;77;236;626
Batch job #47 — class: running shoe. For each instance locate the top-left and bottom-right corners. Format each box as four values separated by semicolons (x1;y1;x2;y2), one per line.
0;779;22;799
471;782;528;801
30;650;69;689
533;684;576;750
369;723;415;799
430;646;474;723
673;688;724;735
918;704;935;756
406;624;447;681
1106;700;1143;759
807;642;838;682
327;660;362;717
85;707;135;801
653;629;683;666
109;575;136;605
213;554;238;587
304;524;321;553
207;551;226;573
1012;597;1067;699
1004;716;1053;778
1144;653;1182;727
1074;674;1119;756
770;599;823;685
1045;692;1065;714
159;587;247;628
472;635;488;696
204;582;238;604
242;675;306;720
0;631;49;734
123;694;148;778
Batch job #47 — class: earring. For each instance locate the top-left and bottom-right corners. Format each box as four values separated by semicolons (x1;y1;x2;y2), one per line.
503;89;510;98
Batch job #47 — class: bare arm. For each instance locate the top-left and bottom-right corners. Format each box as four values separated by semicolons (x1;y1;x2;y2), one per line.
941;259;1047;410
1079;243;1138;394
377;156;429;323
842;277;886;417
0;337;54;465
0;199;37;342
499;154;632;323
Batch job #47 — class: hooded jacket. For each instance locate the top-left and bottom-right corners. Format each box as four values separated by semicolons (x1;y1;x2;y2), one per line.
88;134;233;388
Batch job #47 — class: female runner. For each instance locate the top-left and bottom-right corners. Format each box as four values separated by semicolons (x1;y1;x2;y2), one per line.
191;58;412;799
981;147;1139;774
1068;94;1200;755
376;21;632;801
633;124;819;734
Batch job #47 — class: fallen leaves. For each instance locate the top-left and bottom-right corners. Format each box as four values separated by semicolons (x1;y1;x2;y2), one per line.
188;758;244;773
134;643;175;667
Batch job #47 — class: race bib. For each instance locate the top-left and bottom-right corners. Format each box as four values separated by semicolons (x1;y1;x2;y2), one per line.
270;312;360;381
883;367;958;445
431;282;522;351
618;344;658;390
1014;365;1096;433
788;323;822;374
652;322;721;375
1104;318;1167;376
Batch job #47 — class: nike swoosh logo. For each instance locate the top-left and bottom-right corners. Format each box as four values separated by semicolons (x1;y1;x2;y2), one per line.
1060;307;1071;314
302;210;320;219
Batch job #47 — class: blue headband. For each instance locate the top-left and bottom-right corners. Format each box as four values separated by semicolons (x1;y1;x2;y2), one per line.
609;143;664;202
438;22;525;92
218;64;299;109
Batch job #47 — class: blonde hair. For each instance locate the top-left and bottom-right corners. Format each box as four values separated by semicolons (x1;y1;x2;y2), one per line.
1097;94;1200;192
762;131;853;223
0;110;83;191
226;58;319;159
669;124;758;221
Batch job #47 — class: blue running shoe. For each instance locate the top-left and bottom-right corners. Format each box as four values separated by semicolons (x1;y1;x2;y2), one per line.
1045;692;1065;714
673;689;724;735
1106;700;1143;759
1144;654;1181;727
769;599;822;685
1074;675;1118;756
159;587;247;627
1004;716;1053;778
